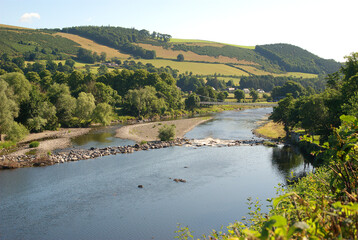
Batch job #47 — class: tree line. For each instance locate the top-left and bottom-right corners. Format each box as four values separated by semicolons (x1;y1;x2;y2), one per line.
270;52;358;141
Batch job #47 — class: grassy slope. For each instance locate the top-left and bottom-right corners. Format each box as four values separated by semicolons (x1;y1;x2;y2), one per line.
138;59;250;76
170;38;255;49
55;32;131;59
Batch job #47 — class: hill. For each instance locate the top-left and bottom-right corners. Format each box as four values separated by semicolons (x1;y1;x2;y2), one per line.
0;25;79;60
0;24;341;77
255;43;341;74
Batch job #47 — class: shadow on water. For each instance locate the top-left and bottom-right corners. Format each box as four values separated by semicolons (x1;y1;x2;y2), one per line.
63;125;135;151
271;145;314;184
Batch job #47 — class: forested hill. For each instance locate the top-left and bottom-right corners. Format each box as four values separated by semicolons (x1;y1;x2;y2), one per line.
0;24;341;75
51;26;340;74
57;26;158;59
255;44;341;74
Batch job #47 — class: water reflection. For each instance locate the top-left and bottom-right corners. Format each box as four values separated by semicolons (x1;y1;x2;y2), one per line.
70;125;135;149
271;145;313;183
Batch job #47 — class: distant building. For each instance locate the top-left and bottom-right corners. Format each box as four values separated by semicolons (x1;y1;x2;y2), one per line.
256;89;265;93
243;88;250;94
226;87;235;93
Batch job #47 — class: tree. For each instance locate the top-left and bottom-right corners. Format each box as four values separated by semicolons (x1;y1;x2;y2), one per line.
158;124;176;141
100;52;107;62
234;89;245;102
269;94;295;138
0;72;31;104
271;81;307;100
0;79;20;141
185;93;200;111
56;93;76;126
217;91;227;101
97;64;108;76
92;103;113;126
177;54;184;62
124;86;166;117
298;94;329;138
74;92;96;123
65;59;76;68
250;89;259;102
88;82;120;106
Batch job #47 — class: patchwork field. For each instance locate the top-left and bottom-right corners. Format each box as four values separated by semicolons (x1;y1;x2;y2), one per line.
137;43;254;64
55;32;131;59
138;59;250;76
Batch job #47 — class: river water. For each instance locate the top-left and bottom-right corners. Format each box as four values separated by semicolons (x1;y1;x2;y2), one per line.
0;108;312;240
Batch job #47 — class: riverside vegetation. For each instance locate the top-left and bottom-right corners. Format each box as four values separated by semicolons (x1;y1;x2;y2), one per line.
174;53;358;239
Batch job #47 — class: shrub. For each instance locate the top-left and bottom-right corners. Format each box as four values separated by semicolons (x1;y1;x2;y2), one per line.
158;124;176;141
29;141;40;148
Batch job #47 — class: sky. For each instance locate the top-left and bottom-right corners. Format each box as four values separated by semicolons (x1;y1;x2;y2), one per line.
1;0;356;62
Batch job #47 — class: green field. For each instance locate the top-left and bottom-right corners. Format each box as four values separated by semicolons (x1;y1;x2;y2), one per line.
170;38;255;49
138;59;250;76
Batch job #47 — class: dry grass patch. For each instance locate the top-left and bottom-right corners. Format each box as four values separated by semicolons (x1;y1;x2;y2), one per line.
55;32;131;59
255;121;285;140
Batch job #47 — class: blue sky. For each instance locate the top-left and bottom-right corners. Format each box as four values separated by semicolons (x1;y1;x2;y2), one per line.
1;0;356;61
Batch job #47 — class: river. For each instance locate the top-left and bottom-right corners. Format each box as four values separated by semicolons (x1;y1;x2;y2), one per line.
0;108;312;240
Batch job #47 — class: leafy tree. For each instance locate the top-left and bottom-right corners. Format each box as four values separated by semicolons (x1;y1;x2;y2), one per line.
271;80;307;100
5;122;28;142
74;92;96;123
206;77;226;91
269;94;295;138
26;71;41;84
177;54;184;62
298;94;329;138
56;92;76;126
77;48;95;63
234;89;245;102
92;103;113;126
0;79;20;141
97;64;108;76
26;101;57;132
47;83;71;104
196;86;217;101
46;60;57;73
185;93;200;111
88;82;120;105
217;91;227;101
124;86;166;117
158;124;176;141
100;52;107;62
342;92;358;118
67;70;86;97
249;89;259;102
65;59;76;68
0;72;31;104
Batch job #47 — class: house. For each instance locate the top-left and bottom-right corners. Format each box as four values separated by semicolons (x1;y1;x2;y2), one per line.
256;89;265;93
226;87;235;93
243;88;250;94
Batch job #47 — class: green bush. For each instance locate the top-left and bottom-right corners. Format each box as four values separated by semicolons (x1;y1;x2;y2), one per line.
158;124;176;141
29;141;40;148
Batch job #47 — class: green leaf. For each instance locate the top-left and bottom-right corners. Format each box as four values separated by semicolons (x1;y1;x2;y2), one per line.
340;115;356;123
273;192;295;208
270;215;287;227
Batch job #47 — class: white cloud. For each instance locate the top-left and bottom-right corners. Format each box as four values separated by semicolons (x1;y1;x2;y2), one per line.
20;13;41;23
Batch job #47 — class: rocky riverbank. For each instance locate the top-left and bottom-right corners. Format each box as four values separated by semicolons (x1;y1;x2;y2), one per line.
0;138;278;169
